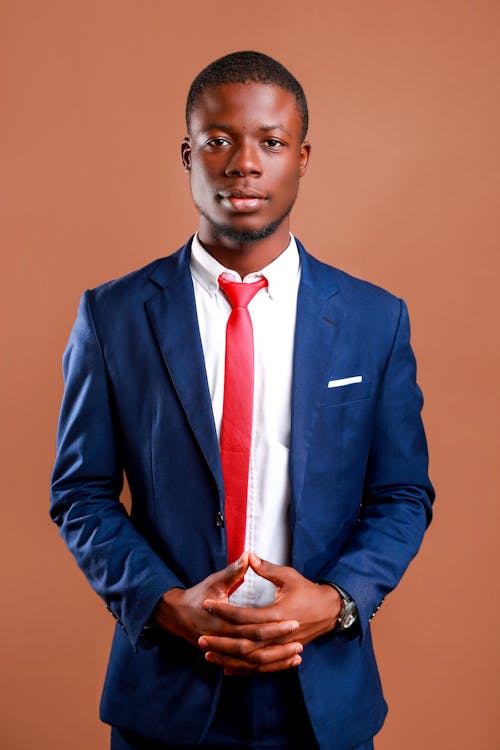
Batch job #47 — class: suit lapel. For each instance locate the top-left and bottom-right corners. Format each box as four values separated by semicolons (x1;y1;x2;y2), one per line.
290;243;343;518
143;240;344;513
145;244;224;497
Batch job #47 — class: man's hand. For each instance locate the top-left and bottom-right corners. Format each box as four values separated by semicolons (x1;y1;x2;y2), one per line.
154;552;302;658
199;553;341;675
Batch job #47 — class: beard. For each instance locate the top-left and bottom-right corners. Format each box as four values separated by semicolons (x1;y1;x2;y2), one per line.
199;202;294;245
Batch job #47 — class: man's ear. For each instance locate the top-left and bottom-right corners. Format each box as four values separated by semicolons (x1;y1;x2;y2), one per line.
181;138;191;172
299;141;311;177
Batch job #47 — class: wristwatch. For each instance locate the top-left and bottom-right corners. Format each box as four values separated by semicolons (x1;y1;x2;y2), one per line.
330;583;358;631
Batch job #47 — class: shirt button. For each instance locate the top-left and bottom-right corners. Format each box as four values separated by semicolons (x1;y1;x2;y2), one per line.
216;512;225;528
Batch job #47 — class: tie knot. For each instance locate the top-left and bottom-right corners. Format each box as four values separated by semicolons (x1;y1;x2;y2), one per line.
218;275;268;309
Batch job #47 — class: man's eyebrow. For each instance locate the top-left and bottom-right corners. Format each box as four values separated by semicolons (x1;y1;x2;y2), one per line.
259;124;292;136
201;123;292;136
203;123;232;132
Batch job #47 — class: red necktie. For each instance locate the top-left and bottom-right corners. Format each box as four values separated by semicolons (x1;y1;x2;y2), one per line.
218;274;268;567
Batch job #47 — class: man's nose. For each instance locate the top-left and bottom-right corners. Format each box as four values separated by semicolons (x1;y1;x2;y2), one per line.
224;142;262;177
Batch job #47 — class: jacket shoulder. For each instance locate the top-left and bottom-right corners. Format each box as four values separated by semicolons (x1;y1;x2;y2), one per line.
85;241;192;313
299;244;401;309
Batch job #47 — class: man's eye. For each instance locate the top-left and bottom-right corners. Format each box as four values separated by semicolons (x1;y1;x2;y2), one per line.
207;138;230;148
263;139;284;149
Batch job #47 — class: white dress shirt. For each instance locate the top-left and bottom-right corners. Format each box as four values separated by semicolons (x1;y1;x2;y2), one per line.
190;233;301;606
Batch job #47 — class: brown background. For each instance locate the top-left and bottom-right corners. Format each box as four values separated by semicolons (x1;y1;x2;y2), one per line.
2;1;499;748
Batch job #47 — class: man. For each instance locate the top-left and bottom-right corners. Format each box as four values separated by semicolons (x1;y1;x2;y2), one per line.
51;51;434;750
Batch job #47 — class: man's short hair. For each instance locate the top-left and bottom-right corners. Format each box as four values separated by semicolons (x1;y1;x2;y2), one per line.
186;50;309;140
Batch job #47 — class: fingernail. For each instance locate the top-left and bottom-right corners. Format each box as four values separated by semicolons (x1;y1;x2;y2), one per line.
296;644;303;654
198;637;208;649
292;655;302;666
290;621;300;632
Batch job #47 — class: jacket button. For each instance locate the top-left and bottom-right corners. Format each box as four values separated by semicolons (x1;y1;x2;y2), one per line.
216;512;225;528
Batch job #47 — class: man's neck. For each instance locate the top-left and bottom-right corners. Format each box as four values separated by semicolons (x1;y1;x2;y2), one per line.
197;222;291;278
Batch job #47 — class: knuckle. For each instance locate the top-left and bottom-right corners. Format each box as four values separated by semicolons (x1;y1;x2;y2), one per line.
235;641;250;656
252;651;268;665
254;626;265;642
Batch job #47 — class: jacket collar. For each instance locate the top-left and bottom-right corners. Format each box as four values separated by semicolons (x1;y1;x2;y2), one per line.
146;236;344;512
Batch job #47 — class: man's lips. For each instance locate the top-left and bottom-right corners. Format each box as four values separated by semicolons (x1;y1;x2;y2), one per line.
217;189;268;212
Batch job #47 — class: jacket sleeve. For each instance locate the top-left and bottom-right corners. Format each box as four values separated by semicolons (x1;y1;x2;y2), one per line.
320;299;435;641
50;291;184;650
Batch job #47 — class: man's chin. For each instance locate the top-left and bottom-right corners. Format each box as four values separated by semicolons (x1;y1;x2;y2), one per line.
201;209;292;245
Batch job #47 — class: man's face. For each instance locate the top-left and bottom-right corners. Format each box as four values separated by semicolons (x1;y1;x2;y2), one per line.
182;82;310;245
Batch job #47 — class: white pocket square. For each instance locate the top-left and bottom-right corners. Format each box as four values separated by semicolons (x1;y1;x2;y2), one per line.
328;375;363;388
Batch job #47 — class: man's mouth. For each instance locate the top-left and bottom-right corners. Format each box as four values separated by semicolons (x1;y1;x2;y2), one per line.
218;189;268;212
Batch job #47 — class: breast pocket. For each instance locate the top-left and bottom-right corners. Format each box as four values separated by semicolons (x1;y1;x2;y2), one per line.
319;379;372;407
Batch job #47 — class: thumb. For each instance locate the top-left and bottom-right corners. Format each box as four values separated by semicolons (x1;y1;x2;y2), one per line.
211;552;249;595
249;553;287;586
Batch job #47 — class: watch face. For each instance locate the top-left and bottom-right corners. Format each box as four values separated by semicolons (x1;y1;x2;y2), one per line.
343;610;357;629
340;601;357;629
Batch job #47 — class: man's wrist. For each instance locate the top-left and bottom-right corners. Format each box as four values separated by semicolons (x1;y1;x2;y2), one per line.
317;581;359;631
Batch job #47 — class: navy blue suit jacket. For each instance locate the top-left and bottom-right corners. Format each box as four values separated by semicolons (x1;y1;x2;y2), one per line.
50;239;434;750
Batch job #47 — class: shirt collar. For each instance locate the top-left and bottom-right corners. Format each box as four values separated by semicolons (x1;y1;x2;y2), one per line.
190;233;300;300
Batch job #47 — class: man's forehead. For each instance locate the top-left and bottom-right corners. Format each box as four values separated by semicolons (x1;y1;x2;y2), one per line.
189;82;302;128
